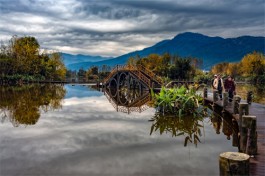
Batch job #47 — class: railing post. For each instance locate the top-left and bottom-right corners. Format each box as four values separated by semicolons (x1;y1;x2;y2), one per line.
239;103;249;122
232;95;241;114
223;92;229;108
247;91;253;104
213;90;219;102
242;115;257;155
238;102;249;153
203;87;207;98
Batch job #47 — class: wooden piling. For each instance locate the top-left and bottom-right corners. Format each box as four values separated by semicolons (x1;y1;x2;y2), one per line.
232;132;239;147
238;103;250;153
242;115;258;155
223;92;229;108
239;103;249;122
203;87;207;98
232;95;241;114
213;90;219;102
219;152;250;176
247;91;253;104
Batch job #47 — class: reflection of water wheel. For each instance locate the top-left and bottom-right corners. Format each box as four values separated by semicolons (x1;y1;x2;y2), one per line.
118;88;128;105
109;78;118;97
131;78;141;90
118;86;141;106
118;73;128;89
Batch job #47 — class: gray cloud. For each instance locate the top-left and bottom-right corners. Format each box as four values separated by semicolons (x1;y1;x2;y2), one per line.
0;0;264;57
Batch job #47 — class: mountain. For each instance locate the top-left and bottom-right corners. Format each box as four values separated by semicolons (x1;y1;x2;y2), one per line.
66;32;265;70
61;53;113;67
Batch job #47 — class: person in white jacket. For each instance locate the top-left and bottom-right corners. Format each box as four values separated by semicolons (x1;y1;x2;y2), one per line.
213;74;225;100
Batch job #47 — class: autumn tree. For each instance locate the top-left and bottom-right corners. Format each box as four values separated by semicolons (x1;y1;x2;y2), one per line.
239;52;265;77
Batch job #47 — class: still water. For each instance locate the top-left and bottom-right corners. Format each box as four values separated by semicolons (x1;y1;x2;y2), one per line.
0;84;237;176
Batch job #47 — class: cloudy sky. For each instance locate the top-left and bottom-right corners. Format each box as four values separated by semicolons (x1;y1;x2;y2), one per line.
0;0;264;57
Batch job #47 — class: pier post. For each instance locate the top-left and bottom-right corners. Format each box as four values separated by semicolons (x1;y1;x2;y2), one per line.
238;103;249;153
223;92;229;108
247;91;253;104
242;115;257;155
232;120;239;148
219;152;250;176
213;90;219;102
232;95;241;114
239;103;249;122
203;87;207;98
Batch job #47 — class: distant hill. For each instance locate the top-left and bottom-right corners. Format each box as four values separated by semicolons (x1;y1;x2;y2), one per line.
61;53;113;67
65;32;265;70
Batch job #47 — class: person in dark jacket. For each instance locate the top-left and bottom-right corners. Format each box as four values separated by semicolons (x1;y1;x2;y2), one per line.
224;76;236;102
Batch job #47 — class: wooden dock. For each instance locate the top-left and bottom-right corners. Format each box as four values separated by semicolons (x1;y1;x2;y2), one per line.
204;96;265;176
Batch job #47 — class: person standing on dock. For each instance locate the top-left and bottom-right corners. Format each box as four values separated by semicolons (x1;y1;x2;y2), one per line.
211;74;217;90
224;75;236;102
213;74;224;100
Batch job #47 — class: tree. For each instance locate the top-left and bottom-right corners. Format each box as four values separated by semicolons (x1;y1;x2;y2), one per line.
239;52;265;77
12;36;40;74
127;57;137;66
0;36;67;83
49;52;66;80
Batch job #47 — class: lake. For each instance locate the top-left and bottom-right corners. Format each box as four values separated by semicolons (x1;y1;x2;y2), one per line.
0;84;239;176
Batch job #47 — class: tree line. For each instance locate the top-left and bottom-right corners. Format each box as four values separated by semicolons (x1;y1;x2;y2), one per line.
66;65;112;82
210;52;265;84
2;35;263;85
66;53;202;83
0;36;66;84
127;53;203;81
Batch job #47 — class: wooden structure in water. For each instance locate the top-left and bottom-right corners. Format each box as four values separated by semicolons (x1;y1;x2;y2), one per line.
103;64;163;90
104;86;152;114
203;89;265;176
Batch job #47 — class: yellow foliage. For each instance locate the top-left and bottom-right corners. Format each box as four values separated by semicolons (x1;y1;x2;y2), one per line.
239;52;265;76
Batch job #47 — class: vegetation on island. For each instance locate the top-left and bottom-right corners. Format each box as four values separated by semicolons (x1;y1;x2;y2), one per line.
149;85;208;146
0;36;66;84
150;112;204;147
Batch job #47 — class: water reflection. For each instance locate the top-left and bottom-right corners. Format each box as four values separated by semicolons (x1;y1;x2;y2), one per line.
0;84;66;127
149;105;241;149
0;84;239;176
104;86;152;114
149;113;204;147
210;106;240;149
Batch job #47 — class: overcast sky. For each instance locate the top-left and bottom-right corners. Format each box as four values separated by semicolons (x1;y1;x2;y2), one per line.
0;0;264;57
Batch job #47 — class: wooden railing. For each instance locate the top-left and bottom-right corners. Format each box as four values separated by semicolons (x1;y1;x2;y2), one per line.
130;70;151;87
136;64;163;85
103;64;163;87
129;92;151;107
